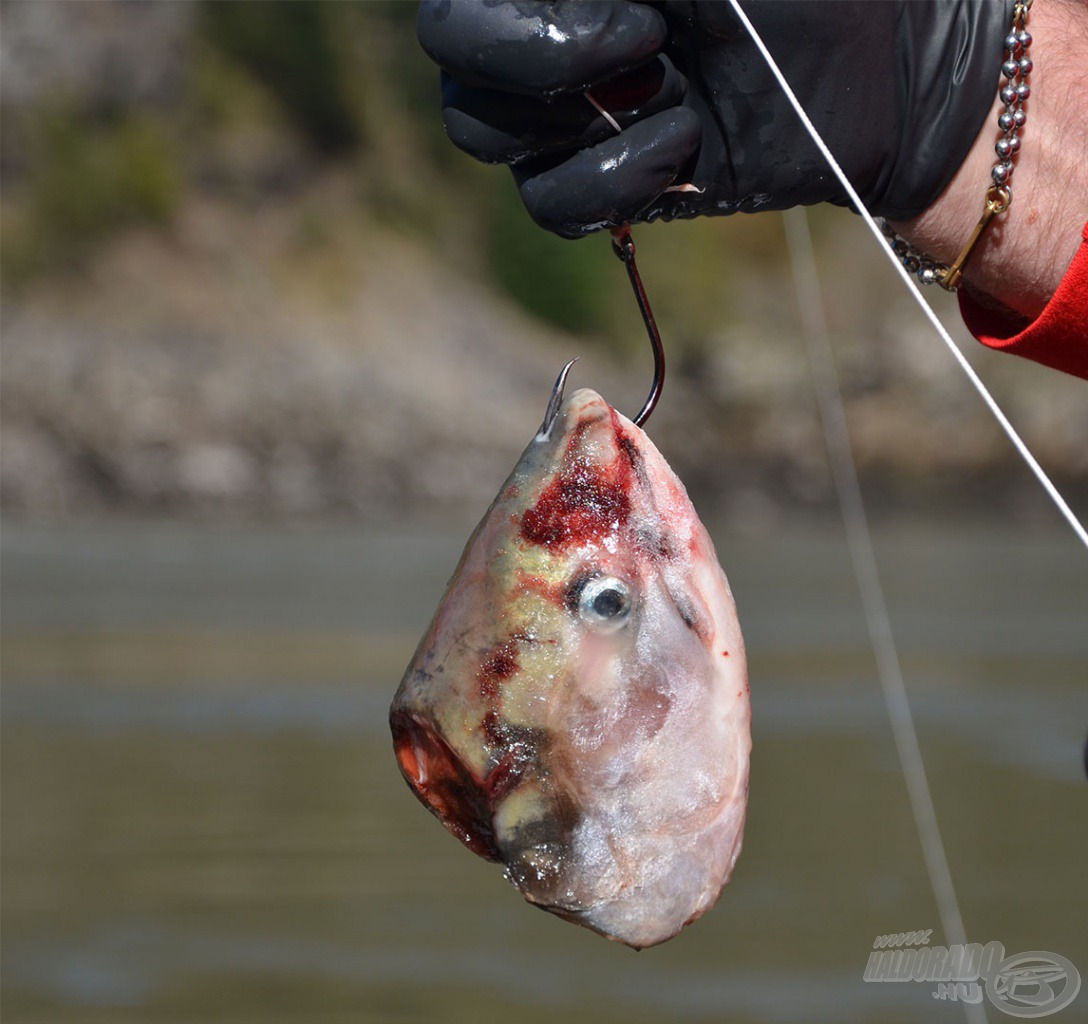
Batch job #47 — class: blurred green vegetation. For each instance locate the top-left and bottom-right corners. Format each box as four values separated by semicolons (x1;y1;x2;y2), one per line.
198;1;360;155
2;108;179;284
486;179;612;337
0;0;791;355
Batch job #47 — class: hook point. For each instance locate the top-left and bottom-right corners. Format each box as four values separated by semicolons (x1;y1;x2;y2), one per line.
536;358;578;441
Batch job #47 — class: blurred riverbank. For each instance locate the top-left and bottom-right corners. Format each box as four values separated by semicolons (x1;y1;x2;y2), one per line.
4;176;1086;524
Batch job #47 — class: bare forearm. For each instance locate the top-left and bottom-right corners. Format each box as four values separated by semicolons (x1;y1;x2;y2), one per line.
890;0;1088;321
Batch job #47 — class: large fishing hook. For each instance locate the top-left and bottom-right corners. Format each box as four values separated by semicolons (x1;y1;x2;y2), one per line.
537;224;667;439
610;225;666;428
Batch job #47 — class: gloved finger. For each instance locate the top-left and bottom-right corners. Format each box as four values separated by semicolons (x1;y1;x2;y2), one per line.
442;56;688;165
418;0;668;96
513;108;702;238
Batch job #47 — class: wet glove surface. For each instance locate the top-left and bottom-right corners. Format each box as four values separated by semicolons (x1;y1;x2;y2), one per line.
418;0;1013;237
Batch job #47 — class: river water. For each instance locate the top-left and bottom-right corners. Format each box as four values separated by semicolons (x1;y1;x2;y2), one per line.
2;517;1086;1023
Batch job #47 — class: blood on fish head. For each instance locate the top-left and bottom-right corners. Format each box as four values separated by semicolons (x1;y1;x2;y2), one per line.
391;388;750;948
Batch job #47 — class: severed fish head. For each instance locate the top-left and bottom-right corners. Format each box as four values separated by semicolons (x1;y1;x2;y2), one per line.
390;373;750;949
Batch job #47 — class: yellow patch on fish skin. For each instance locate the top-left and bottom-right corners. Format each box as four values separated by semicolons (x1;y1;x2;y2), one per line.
492;784;549;844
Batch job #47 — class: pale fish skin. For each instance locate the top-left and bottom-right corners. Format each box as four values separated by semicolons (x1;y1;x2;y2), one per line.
390;386;750;949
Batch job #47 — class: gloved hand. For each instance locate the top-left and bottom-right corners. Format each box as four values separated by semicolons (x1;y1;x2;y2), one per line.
417;1;1014;238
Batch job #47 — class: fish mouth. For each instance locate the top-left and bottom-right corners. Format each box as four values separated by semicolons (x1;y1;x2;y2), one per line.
391;707;594;905
390;710;502;861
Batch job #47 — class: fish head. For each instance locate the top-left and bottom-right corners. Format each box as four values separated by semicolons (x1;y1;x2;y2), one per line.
390;387;750;948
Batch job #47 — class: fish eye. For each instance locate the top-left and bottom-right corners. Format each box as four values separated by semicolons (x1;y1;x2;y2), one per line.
577;576;632;632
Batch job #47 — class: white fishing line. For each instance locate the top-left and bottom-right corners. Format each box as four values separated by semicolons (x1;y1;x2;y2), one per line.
784;208;986;1024
726;0;1088;553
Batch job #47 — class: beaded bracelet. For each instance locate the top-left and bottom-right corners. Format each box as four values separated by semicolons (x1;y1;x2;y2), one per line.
882;0;1033;291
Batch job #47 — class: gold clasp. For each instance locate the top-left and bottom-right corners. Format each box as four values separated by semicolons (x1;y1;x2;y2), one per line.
939;186;1011;291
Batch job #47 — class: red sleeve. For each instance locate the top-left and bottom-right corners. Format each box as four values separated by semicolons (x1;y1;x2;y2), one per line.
957;220;1088;379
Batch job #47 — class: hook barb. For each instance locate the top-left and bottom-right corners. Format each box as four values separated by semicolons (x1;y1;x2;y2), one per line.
610;225;665;428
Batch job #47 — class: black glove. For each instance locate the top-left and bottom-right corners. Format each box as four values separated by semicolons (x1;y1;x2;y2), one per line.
418;0;1014;237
